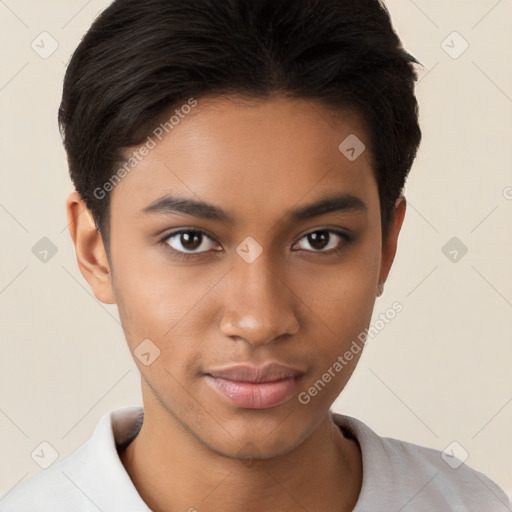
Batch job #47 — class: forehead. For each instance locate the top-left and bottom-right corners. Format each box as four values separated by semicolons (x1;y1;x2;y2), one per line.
109;95;377;226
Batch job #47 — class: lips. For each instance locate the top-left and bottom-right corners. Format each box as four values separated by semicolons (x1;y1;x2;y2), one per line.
208;363;304;383
205;363;304;409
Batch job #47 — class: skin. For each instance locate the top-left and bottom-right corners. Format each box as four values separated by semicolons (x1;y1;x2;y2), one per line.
66;95;406;512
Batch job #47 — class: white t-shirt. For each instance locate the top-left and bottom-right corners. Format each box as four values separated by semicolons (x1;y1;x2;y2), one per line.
1;405;510;511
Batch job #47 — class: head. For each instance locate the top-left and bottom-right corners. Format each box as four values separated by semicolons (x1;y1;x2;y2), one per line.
62;0;420;460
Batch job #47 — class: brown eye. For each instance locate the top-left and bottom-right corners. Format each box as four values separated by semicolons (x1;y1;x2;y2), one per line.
307;231;330;250
164;230;217;254
179;232;202;250
295;230;348;253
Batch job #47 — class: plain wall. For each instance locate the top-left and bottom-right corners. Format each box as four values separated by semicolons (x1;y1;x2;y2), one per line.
1;0;511;498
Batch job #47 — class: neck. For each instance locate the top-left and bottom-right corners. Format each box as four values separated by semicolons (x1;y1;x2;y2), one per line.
119;406;362;512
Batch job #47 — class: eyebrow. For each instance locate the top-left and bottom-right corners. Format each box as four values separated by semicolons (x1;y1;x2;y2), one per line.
142;192;367;223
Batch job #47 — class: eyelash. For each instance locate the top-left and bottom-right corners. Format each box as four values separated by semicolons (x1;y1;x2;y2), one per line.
158;228;352;261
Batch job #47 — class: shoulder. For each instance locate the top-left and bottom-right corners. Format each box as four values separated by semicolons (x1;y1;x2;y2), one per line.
0;406;148;512
0;443;101;512
379;434;510;510
333;413;511;511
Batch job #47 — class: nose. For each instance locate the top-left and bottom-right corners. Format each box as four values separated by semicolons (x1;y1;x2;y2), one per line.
219;254;300;346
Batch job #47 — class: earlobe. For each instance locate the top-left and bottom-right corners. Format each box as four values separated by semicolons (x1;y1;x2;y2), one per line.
65;192;116;304
377;195;407;295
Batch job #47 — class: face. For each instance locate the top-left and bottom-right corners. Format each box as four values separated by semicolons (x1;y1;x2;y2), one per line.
74;95;403;460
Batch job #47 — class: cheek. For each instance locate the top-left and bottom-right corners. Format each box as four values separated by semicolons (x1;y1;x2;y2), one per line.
111;245;183;338
296;270;376;409
113;267;208;388
297;237;381;374
109;227;230;385
298;238;380;322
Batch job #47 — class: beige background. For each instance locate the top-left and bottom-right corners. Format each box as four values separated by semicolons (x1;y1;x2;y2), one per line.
1;0;511;500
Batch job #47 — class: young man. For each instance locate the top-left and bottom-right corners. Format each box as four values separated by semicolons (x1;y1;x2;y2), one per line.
1;0;510;510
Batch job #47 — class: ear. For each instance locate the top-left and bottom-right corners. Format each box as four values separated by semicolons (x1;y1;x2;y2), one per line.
378;195;407;293
65;192;116;304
